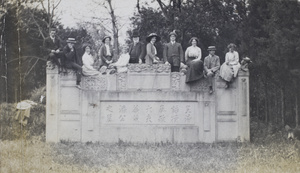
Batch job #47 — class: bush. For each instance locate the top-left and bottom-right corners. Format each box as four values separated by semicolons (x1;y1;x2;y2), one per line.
29;85;46;103
0;87;46;140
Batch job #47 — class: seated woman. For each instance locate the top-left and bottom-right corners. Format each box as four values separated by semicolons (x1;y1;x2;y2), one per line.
220;43;241;88
108;46;130;73
82;44;100;76
185;37;204;83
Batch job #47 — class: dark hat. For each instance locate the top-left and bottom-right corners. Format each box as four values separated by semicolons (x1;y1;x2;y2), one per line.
66;38;76;43
131;30;140;38
207;46;216;51
50;28;56;32
188;37;199;44
146;33;161;42
169;31;177;37
102;36;112;43
242;57;252;63
227;43;237;49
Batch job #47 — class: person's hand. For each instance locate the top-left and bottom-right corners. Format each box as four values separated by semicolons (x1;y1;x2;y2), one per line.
51;50;55;53
165;61;170;65
207;71;213;76
139;59;142;64
55;49;60;53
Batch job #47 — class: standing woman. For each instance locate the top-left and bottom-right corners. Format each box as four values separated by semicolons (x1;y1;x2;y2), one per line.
220;43;241;88
82;44;100;76
145;33;161;65
185;37;204;83
99;36;114;68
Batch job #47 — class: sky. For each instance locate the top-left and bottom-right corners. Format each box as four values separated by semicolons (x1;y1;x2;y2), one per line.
55;0;156;44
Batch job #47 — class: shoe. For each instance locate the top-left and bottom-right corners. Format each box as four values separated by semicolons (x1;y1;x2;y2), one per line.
225;83;229;89
76;85;81;89
209;89;213;94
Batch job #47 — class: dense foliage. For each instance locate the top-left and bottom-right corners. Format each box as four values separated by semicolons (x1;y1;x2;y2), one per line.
129;0;300;126
0;0;300;127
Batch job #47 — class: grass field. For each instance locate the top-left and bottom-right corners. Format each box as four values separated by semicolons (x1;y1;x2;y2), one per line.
1;132;300;173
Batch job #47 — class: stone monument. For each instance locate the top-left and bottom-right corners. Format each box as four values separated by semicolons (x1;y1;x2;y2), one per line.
46;64;250;143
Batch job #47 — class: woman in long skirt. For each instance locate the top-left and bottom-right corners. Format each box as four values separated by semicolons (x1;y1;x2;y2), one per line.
220;43;241;88
185;37;204;83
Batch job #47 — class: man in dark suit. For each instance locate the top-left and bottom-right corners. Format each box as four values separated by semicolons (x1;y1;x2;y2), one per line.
63;38;82;88
163;31;184;72
44;28;64;72
128;30;145;64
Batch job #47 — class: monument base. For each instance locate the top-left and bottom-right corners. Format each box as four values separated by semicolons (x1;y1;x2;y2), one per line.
46;64;250;143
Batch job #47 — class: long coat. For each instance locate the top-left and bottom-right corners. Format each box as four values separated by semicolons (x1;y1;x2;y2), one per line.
145;43;157;65
204;55;220;74
43;37;61;54
63;45;82;68
128;42;146;63
99;44;114;66
163;42;184;67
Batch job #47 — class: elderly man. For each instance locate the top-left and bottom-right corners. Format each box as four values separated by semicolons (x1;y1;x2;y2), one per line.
128;30;145;64
63;38;82;88
44;28;64;72
204;46;220;94
163;31;184;72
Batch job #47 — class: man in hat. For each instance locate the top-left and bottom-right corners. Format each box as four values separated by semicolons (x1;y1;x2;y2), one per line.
44;28;64;72
63;38;82;88
163;31;184;72
98;36;114;68
204;46;220;94
128;30;145;64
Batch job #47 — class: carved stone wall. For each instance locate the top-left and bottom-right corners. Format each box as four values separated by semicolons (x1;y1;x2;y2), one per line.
46;64;250;143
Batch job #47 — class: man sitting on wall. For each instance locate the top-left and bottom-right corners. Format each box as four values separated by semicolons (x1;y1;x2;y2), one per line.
63;38;82;88
44;28;65;73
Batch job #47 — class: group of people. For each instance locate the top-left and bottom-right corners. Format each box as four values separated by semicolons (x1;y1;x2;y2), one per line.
45;28;241;92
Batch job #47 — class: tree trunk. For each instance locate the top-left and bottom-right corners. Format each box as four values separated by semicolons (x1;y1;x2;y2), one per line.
280;87;285;126
295;80;299;127
106;0;119;59
264;82;269;123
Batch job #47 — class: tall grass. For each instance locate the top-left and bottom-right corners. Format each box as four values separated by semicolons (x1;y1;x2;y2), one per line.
0;85;46;140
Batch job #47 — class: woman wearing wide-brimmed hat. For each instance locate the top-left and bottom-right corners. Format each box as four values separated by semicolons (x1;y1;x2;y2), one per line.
98;36;114;68
185;37;204;83
81;44;100;76
144;33;161;65
220;43;241;88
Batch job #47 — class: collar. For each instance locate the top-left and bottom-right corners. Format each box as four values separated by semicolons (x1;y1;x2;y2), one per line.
171;41;175;44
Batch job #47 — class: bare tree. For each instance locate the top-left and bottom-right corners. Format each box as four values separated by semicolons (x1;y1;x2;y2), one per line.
93;0;120;58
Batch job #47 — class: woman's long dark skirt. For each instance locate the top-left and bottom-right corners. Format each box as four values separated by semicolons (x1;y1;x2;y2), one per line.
185;58;204;83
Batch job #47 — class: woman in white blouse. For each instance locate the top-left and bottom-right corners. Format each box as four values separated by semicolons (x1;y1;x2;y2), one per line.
185;37;204;83
220;43;241;88
82;45;100;76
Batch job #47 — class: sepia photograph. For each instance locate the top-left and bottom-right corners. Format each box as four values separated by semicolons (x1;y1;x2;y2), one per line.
0;0;300;172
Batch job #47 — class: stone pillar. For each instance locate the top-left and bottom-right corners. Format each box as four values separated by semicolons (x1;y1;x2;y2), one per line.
46;66;59;142
237;71;250;141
